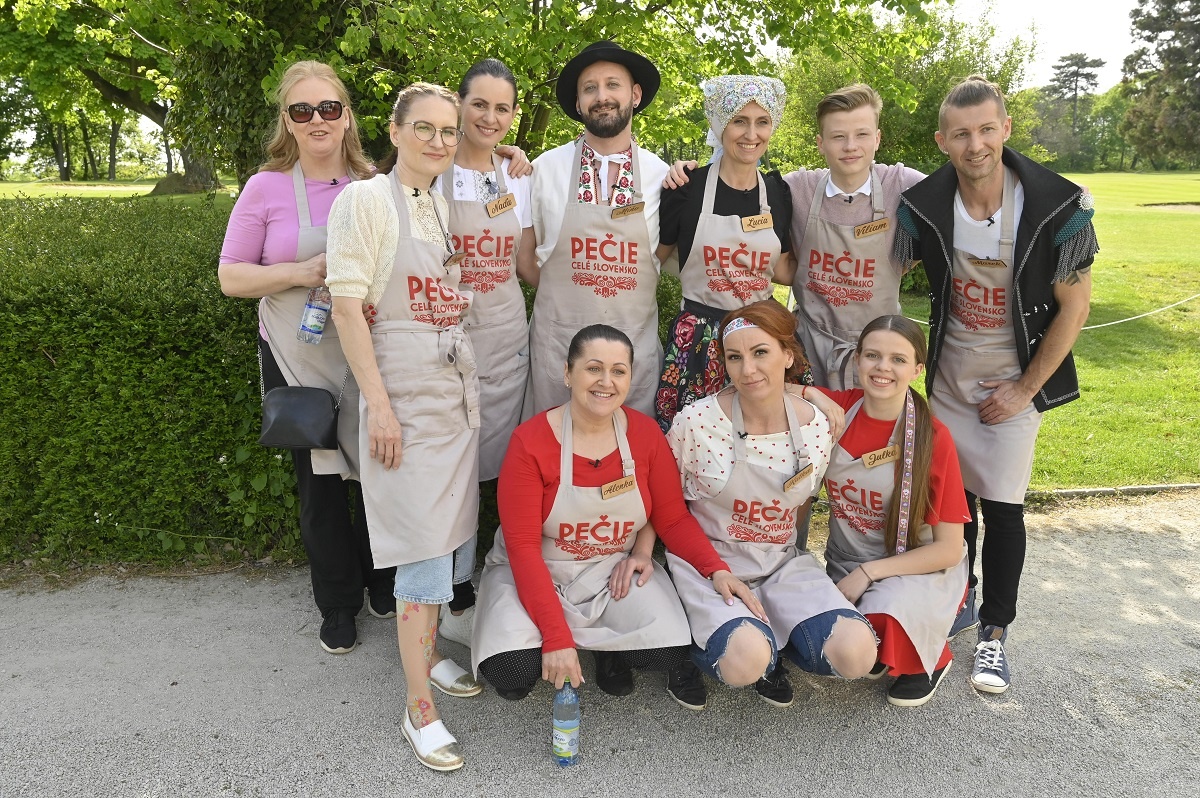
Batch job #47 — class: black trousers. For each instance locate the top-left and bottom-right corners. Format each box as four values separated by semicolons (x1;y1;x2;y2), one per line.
259;337;395;612
963;490;1026;629
479;646;689;693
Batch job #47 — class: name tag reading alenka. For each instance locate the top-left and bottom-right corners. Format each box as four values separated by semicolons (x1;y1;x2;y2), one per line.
601;474;637;499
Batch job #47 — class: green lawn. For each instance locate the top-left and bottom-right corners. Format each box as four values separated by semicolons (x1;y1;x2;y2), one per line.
0;178;237;210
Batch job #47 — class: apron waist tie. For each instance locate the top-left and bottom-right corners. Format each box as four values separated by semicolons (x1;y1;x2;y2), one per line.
370;320;481;429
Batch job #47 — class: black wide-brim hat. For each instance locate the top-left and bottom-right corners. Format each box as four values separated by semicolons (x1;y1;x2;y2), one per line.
555;40;661;123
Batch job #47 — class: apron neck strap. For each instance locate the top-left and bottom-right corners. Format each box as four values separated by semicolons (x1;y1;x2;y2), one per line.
730;391;809;462
869;166;885;219
998;165;1016;263
291;162;313;229
702;154;770;215
559;405;635;482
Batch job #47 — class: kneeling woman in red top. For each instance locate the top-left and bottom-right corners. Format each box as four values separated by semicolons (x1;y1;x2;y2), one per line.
820;314;971;706
471;325;762;700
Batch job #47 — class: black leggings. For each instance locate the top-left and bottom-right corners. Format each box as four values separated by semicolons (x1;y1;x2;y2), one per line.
963;491;1026;629
479;646;689;694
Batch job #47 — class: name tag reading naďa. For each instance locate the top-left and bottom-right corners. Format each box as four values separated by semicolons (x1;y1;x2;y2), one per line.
611;201;646;220
853;218;890;239
485;193;516;218
862;445;899;468
741;213;773;233
601;474;637;500
783;462;815;492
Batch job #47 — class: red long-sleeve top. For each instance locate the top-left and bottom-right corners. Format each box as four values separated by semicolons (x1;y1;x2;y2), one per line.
497;408;730;653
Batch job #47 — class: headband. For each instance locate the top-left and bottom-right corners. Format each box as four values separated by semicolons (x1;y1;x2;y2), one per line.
701;75;787;148
722;317;760;340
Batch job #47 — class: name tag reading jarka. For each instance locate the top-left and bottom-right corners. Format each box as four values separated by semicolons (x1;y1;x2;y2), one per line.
862;445;899;468
485;193;516;218
783;462;815;492
968;258;1007;269
611;201;646;220
741;213;773;233
853;218;889;239
601;474;637;500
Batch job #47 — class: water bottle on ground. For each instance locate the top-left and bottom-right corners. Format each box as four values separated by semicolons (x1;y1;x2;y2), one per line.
297;286;332;344
552;679;580;766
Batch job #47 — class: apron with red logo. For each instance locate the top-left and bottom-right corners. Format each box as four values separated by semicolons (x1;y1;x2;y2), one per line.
823;399;968;675
472;406;691;673
668;391;847;649
795;171;900;389
929;166;1042;504
678;156;781;309
357;172;480;568
526;139;661;417
437;157;529;481
258;163;360;479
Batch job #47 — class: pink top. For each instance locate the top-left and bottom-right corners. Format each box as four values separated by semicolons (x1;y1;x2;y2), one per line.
219;169;350;267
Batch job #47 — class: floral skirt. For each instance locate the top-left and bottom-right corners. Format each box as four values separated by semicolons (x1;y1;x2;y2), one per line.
654;306;814;433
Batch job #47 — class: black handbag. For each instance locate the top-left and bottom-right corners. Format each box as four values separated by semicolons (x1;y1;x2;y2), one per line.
258;367;350;450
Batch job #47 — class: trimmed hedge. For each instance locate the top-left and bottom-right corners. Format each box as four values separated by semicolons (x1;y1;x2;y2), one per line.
0;197;298;562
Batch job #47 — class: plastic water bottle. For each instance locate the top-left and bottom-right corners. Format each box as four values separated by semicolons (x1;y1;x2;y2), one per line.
551;679;580;766
297;286;332;344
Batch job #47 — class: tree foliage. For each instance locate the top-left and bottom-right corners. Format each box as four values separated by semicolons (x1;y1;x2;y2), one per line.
1048;53;1105;133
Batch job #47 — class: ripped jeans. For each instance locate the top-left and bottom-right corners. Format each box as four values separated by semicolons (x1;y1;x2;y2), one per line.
691;608;870;683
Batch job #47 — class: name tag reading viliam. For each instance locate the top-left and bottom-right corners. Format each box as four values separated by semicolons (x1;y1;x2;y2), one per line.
601;474;637;500
741;213;773;233
782;462;815;492
968;258;1007;269
862;445;899;468
485;193;516;218
853;218;890;239
611;201;646;220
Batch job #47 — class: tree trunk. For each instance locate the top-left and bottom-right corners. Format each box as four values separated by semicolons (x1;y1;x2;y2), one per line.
179;145;219;190
108;120;120;180
77;111;100;180
164;134;174;174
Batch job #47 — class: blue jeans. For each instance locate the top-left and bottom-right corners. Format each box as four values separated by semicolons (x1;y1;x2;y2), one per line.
692;608;870;683
392;535;476;605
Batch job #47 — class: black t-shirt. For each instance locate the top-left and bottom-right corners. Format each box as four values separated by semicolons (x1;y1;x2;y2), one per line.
659;164;793;272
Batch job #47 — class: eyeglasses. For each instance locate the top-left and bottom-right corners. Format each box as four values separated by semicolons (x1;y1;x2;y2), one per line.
287;101;344;124
399;121;463;146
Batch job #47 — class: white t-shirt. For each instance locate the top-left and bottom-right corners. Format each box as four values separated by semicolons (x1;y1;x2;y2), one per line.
952;179;1025;260
436;159;533;229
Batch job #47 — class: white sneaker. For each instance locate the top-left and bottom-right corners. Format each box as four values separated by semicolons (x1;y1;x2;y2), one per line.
439;604;475;647
402;713;463;772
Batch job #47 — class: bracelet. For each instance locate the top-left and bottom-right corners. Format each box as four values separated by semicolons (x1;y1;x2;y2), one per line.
801;385;808;400
858;564;876;582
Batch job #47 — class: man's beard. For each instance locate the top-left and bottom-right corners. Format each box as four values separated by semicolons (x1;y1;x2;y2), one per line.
582;100;634;139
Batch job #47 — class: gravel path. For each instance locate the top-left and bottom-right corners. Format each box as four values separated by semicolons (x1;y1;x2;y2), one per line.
2;490;1197;797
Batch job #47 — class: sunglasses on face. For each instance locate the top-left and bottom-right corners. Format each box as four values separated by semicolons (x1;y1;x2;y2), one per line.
399;121;464;146
287;100;344;124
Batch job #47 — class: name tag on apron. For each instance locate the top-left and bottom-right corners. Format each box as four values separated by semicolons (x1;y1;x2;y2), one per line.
968;258;1007;269
741;213;773;233
783;462;815;492
611;201;645;220
601;474;637;500
444;252;466;269
485;193;516;218
853;218;890;239
862;445;898;468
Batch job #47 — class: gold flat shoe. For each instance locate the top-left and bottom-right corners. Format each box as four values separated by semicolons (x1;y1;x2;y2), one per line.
402;714;464;772
430;658;484;698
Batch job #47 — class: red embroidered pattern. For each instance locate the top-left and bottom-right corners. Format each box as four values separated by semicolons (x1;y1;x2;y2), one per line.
412;313;457;328
707;276;769;302
831;503;883;535
726;523;792;546
554;539;625;561
577;142;635;206
807;280;873;307
462;268;512;294
572;272;638;298
954;309;1007;330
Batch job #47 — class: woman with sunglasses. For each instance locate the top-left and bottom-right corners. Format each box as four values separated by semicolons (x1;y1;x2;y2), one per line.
218;61;394;656
327;82;481;772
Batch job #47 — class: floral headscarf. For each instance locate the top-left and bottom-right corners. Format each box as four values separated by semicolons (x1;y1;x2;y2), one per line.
701;75;787;148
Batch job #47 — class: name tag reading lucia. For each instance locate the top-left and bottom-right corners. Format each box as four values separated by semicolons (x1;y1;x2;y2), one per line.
782;462;815;492
611;201;646;220
853;218;890;239
485;193;516;218
601;474;637;500
862;445;898;468
968;258;1007;269
741;213;773;233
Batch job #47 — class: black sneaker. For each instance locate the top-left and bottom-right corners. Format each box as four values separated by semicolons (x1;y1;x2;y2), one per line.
495;683;534;701
594;651;634;696
887;660;952;707
754;662;794;708
367;590;396;619
666;661;707;710
319;608;357;654
866;661;889;680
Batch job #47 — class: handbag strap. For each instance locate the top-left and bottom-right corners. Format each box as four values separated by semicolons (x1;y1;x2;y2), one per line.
333;365;351;407
258;345;352;408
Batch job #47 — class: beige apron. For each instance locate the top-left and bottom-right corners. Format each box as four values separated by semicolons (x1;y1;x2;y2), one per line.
358;172;480;568
678;156;781;308
668;391;848;649
795;171;901;389
823;400;967;675
437;158;529;481
472;406;691;673
930;167;1042;504
526;139;661;417
257;163;360;479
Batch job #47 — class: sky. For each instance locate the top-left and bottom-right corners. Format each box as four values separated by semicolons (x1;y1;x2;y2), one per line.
950;0;1142;91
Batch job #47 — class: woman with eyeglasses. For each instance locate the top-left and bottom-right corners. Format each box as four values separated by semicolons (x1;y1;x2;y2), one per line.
218;61;395;656
326;82;481;772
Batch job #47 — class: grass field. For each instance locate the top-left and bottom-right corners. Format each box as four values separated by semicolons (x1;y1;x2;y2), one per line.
3;171;1198;490
0;178;237;210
